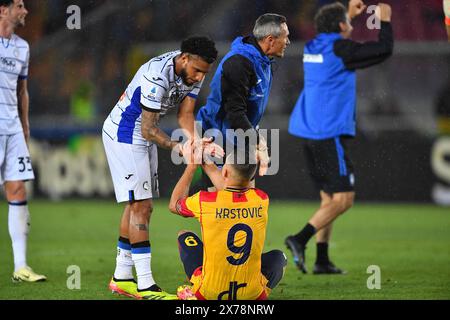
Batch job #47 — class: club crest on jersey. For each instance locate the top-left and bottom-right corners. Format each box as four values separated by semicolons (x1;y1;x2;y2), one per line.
148;87;157;99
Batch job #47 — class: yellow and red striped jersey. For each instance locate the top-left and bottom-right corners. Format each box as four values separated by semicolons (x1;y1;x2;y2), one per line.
177;187;270;300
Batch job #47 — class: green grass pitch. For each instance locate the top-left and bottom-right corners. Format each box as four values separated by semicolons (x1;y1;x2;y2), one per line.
0;199;449;300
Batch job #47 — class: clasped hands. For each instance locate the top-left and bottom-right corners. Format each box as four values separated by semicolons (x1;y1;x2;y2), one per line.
179;137;270;177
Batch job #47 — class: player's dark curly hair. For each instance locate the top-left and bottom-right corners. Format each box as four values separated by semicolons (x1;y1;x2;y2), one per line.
314;2;347;34
181;36;218;64
0;0;14;7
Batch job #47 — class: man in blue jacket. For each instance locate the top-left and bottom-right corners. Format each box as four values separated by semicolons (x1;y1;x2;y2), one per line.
196;13;290;180
286;1;393;274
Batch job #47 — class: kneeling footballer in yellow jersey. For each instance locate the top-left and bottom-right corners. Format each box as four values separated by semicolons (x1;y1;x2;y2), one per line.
169;144;287;300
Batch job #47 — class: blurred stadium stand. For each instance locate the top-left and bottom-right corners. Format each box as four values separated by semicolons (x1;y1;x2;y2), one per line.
12;0;450;202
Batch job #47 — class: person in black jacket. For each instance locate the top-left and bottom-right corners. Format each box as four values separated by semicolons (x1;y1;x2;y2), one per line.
286;1;394;275
196;14;290;182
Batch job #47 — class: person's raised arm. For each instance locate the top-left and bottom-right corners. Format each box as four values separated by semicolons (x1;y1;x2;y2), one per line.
334;3;393;70
169;140;199;215
168;163;198;215
348;0;367;20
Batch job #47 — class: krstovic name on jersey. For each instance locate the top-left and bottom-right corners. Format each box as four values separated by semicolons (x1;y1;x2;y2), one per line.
103;50;203;146
0;34;29;135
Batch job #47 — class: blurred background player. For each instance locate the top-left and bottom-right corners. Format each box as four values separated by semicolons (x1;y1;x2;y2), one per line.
196;13;291;181
102;36;218;300
169;142;287;300
286;1;394;274
445;0;450;41
0;0;46;282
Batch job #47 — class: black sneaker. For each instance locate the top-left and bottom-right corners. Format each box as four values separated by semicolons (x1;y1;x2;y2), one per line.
284;236;307;274
313;261;346;275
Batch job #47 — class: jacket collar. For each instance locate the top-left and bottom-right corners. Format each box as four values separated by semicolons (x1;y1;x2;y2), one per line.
243;35;266;57
231;36;272;65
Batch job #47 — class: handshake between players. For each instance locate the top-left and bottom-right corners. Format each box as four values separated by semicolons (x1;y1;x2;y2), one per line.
178;135;270;177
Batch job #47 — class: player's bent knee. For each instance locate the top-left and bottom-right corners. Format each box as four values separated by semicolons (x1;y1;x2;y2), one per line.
177;231;202;249
262;250;288;270
261;250;287;290
272;250;288;266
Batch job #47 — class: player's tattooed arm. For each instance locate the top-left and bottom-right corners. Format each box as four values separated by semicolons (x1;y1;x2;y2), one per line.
141;109;182;153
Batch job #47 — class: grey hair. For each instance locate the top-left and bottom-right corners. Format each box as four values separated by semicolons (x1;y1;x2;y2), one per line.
253;13;287;40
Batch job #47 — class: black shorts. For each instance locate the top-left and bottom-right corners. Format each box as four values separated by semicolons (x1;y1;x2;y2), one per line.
301;136;355;194
177;231;286;289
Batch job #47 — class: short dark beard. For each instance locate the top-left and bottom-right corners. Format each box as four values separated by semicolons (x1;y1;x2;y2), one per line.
179;67;191;86
14;16;25;28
